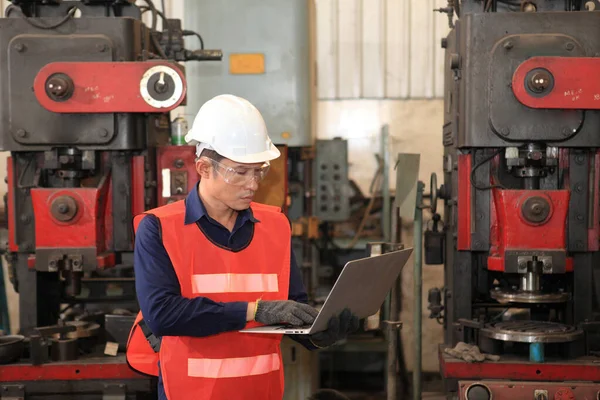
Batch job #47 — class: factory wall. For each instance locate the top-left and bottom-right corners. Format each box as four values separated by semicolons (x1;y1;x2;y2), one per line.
1;0;449;373
318;100;445;373
315;0;449;100
314;0;449;373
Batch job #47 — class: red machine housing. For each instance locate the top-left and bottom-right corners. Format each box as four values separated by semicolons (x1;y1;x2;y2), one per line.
488;189;572;272
456;153;600;272
7;155;149;270
34;61;186;113
156;145;197;206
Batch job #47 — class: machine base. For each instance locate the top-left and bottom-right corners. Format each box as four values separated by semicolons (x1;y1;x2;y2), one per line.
459;380;600;400
440;345;600;382
0;355;156;399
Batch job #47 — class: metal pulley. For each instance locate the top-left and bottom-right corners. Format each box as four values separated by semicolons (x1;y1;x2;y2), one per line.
428;172;449;214
430;173;439;214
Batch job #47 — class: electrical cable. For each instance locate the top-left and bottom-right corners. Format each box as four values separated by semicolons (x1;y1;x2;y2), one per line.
470;148;506;191
452;0;461;16
491;308;509;321
5;4;18;17
142;0;172;56
8;5;77;30
150;33;168;59
183;30;205;50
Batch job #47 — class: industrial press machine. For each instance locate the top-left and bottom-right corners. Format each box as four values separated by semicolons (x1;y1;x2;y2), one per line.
427;0;600;398
0;0;220;397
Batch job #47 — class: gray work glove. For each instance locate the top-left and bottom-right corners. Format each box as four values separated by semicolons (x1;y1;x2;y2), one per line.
444;342;500;363
255;300;319;326
310;308;359;348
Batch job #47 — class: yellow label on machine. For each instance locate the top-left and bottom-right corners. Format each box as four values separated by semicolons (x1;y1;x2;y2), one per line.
229;53;265;74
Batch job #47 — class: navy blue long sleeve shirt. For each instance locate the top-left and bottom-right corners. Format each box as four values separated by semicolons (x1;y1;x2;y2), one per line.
133;184;314;399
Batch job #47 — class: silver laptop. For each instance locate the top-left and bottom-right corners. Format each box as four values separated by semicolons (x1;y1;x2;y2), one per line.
240;248;413;335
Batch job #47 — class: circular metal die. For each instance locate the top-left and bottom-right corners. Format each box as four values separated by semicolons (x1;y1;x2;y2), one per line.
524;68;554;97
480;320;583;343
50;195;78;222
521;196;551;224
490;288;570;303
465;383;492;400
139;65;184;109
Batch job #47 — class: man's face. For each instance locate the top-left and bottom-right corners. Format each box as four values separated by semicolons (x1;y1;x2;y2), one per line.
197;157;268;211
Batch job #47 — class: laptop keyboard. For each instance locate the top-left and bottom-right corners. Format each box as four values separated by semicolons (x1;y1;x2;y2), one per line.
277;324;311;330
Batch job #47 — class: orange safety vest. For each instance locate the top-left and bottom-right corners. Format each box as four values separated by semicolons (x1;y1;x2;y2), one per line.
126;200;291;400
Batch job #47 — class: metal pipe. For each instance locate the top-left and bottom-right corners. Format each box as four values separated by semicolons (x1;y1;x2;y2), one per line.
530;342;544;362
520;258;542;292
381;125;391;242
387;202;399;400
381;125;392;330
303;157;316;300
413;181;424;400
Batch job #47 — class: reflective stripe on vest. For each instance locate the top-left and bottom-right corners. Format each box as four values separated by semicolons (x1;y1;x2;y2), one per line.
188;353;280;378
192;273;279;294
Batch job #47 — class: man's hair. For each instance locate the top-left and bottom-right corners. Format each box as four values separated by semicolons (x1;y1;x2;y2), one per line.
197;148;224;178
199;148;224;163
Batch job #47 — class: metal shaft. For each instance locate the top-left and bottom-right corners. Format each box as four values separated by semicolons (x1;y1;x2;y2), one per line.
524;176;540;190
520;258;543;292
382;125;391;242
387;202;399;400
413;181;424;400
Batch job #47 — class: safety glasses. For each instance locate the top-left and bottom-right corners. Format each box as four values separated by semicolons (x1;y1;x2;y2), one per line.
205;158;270;186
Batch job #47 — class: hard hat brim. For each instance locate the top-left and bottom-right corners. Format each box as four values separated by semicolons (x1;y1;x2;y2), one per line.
225;142;281;164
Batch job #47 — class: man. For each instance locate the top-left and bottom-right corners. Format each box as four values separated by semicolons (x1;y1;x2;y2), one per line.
126;94;358;400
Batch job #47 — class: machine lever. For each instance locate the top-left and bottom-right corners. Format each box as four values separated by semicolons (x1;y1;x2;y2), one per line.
457;318;484;329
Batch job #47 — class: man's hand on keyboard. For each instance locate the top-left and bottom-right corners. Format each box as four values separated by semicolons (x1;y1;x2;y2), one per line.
309;308;359;348
254;300;319;326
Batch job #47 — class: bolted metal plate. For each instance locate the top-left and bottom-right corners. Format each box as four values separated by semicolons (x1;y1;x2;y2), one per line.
9;33;114;146
480;320;583;343
489;33;585;142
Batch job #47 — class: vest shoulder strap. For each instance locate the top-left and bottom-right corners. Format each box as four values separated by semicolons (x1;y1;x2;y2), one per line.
133;200;186;233
250;202;281;214
138;319;161;352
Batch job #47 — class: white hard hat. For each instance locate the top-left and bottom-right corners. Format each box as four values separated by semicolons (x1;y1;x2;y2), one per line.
185;94;281;164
